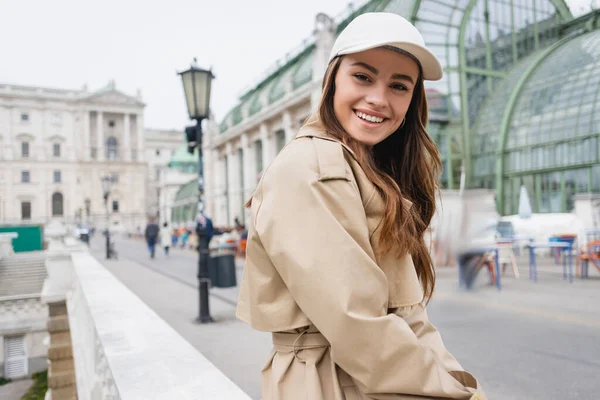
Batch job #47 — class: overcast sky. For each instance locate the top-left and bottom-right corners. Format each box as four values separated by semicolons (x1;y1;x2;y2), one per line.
1;0;594;130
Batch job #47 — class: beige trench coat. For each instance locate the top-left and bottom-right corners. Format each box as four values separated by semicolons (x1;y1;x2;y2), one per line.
237;116;486;400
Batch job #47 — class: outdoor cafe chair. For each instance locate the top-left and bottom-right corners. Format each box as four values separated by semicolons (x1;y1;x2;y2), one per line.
577;240;600;279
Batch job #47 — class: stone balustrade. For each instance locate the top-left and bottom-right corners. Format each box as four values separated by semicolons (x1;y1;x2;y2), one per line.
0;232;17;258
40;221;251;400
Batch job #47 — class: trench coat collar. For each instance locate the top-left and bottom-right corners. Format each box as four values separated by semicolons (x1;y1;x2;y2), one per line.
295;114;359;162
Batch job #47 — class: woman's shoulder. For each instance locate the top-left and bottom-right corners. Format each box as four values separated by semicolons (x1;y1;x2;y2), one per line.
264;136;352;186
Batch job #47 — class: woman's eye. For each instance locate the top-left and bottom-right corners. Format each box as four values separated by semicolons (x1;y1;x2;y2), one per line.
353;74;370;82
391;84;408;91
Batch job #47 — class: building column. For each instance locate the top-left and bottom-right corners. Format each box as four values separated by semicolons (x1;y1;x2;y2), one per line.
220;153;229;226
96;111;104;161
311;13;335;111
260;124;271;171
225;142;238;227
136;113;144;162
123;114;131;162
241;134;254;197
83;110;90;161
282;111;296;143
7;107;14;160
241;134;254;227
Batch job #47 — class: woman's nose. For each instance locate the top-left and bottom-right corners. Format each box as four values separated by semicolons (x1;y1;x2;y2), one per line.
364;86;387;108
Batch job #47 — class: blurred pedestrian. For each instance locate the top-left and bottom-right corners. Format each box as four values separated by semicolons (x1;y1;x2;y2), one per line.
144;218;159;259
171;228;179;247
160;222;171;256
236;13;485;400
181;229;190;248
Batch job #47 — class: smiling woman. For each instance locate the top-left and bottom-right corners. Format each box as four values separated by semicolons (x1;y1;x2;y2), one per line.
332;48;419;146
238;12;486;400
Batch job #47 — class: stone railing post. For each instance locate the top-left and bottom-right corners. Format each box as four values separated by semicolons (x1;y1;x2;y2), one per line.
0;232;17;258
41;221;80;400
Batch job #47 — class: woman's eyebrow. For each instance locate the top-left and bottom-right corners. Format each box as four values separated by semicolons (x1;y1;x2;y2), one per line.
350;61;414;84
351;61;378;74
391;73;414;84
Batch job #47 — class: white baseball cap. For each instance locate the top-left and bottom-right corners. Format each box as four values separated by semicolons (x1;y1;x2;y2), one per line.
328;13;443;81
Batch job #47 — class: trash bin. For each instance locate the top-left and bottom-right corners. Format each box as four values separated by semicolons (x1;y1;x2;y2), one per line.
208;252;237;288
207;256;219;287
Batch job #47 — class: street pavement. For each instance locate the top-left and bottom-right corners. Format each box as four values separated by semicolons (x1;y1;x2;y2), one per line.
0;378;32;400
90;235;600;399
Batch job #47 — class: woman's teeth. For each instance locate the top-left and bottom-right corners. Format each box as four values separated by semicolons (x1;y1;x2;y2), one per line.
355;111;384;123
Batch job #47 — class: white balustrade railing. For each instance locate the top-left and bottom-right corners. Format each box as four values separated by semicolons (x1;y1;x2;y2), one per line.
60;244;251;399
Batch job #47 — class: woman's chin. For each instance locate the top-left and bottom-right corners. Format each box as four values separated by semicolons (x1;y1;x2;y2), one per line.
348;129;387;147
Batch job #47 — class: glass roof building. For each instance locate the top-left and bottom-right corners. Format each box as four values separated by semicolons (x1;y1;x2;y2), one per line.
211;0;600;226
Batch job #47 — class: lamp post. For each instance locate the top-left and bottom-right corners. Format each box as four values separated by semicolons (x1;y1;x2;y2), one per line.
179;59;215;323
101;176;112;259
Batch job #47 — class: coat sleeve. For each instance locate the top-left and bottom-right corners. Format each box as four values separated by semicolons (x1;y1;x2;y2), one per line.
254;147;484;400
398;304;464;372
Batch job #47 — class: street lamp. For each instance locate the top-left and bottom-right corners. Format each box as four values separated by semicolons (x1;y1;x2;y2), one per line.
178;59;215;323
101;176;112;260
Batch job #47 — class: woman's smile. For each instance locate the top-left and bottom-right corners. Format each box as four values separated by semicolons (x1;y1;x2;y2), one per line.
353;109;389;129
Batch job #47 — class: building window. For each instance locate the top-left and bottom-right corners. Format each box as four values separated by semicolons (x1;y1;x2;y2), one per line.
21;142;29;158
156;149;160;156
21;202;31;220
110;173;118;183
21;171;30;183
112;200;119;212
53;143;61;157
52;192;64;216
85;198;91;216
53;170;61;183
21;113;29;122
108;120;115;128
106;136;118;160
51;114;62;125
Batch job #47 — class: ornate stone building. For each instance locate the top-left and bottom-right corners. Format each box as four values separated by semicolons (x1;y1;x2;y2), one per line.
0;81;148;233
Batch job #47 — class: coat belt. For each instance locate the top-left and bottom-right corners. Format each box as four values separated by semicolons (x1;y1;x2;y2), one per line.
272;330;330;363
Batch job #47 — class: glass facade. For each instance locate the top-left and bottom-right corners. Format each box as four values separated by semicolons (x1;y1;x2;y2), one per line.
471;52;540;188
498;29;600;214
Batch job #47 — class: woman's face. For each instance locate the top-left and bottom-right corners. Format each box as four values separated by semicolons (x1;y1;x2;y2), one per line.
333;47;419;146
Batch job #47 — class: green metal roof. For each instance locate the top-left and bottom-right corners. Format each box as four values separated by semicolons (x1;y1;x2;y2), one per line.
219;44;315;133
168;145;198;167
291;50;313;89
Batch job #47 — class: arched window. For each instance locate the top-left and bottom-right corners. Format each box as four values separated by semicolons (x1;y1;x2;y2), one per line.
52;192;64;216
106;136;118;160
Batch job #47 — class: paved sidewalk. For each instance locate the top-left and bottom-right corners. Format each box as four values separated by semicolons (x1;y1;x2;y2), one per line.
0;379;33;400
89;235;600;400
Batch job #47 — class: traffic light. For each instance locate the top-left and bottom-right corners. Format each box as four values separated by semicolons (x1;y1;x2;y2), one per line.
185;125;197;154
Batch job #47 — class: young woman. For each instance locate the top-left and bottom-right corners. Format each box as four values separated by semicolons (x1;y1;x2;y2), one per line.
237;13;486;400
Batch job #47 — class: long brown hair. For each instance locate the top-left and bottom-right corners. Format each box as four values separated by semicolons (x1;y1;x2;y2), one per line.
319;56;442;302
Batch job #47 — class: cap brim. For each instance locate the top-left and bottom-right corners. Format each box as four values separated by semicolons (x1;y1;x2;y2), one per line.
337;41;443;81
